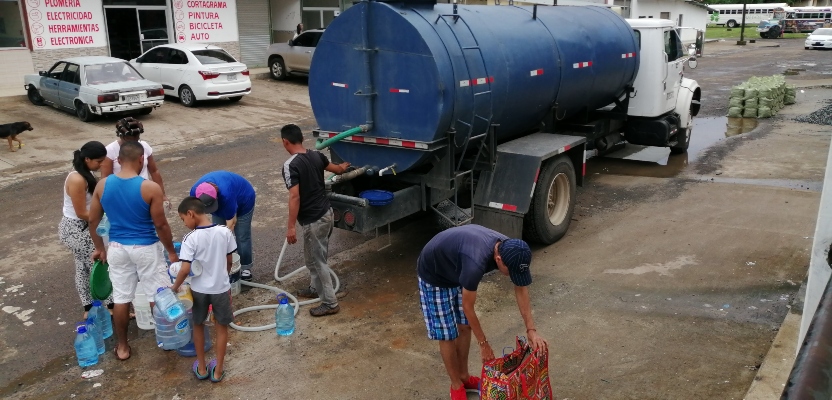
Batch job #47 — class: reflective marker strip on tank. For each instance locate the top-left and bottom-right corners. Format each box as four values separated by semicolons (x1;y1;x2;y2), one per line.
530;168;540;198
583;148;587;176
318;132;429;149
389;88;410;93
572;61;592;69
621;53;636;58
530;69;544;77
459;77;494;87
489;202;518;212
332;82;348;88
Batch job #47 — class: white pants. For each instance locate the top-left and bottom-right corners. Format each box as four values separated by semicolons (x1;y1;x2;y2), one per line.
108;241;170;304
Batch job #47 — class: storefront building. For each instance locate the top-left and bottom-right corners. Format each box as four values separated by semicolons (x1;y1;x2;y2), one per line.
0;0;351;95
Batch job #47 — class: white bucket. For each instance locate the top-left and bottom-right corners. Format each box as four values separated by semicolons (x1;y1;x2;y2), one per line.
134;292;154;330
229;253;241;296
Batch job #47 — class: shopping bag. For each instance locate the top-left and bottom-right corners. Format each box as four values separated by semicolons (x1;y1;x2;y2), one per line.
480;336;554;400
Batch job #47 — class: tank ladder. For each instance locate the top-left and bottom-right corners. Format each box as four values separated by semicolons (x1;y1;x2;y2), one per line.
434;12;494;173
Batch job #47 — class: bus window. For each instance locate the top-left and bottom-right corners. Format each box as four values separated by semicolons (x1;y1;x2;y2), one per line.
811;13;819;18
826;13;831;18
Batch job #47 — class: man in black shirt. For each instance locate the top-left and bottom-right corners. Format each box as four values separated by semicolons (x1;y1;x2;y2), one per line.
280;124;349;316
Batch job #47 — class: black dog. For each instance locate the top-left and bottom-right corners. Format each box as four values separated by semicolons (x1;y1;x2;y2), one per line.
0;122;32;152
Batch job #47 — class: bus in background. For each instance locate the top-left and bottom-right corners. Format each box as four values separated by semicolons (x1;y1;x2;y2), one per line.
709;3;787;28
783;6;832;33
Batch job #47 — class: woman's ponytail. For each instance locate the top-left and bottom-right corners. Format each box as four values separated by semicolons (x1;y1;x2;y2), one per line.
73;141;107;194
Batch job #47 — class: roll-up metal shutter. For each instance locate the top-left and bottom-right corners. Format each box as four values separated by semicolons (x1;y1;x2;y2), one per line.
236;0;271;67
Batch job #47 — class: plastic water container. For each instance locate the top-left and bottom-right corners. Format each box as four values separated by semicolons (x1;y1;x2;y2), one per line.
95;214;110;237
275;295;295;336
154;287;185;321
153;304;191;350
85;318;105;355
74;326;99;367
90;300;112;339
229;253;242;296
164;241;182;265
134;292;154;330
176;310;213;357
176;285;194;310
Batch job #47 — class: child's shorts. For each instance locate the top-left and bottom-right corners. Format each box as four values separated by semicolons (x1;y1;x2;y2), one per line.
192;290;233;325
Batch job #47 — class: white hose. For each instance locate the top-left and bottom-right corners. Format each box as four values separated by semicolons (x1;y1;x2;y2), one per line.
229;239;340;332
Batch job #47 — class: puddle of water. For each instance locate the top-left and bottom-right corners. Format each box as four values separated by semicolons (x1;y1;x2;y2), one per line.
587;117;757;178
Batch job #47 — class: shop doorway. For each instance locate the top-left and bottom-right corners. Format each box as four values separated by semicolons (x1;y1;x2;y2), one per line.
104;7;171;60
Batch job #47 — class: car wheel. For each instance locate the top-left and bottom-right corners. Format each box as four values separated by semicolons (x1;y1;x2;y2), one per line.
179;85;197;107
270;57;287;81
27;88;44;106
138;107;153;115
75;101;95;122
727;20;737;28
228;96;243;102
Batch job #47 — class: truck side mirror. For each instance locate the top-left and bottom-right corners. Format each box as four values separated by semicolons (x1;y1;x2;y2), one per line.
688;56;697;69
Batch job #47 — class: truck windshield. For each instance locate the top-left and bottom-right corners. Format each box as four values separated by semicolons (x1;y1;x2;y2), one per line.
85;62;143;85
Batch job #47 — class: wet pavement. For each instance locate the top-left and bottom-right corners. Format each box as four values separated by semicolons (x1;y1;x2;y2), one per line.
0;38;830;399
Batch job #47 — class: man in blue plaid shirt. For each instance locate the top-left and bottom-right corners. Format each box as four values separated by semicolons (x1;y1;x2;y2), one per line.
417;224;548;400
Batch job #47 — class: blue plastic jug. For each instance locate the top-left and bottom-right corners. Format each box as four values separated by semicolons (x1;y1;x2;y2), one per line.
164;241;182;265
90;300;112;339
153;304;191;350
85;317;105;355
176;310;212;357
95;214;110;237
154;287;185;321
74;326;99;367
275;295;295;336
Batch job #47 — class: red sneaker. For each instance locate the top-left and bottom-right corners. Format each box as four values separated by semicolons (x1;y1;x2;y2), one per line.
450;385;467;400
463;376;481;391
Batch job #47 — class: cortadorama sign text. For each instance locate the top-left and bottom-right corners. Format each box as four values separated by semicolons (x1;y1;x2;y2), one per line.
25;0;107;49
173;0;239;43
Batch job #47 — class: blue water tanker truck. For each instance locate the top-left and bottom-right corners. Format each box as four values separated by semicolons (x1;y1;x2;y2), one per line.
310;0;702;244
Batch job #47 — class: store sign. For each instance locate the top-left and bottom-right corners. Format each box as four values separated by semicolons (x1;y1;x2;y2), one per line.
25;0;106;49
174;0;239;43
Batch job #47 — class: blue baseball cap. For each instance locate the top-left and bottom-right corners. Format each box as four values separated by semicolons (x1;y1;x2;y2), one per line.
499;239;532;286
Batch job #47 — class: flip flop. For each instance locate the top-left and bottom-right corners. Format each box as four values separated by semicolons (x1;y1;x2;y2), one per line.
114;345;131;361
192;360;210;380
209;359;224;383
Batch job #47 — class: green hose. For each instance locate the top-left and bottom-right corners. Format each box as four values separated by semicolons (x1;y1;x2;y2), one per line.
315;126;365;150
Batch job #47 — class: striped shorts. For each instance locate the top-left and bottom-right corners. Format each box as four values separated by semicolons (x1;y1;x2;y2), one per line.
418;277;469;341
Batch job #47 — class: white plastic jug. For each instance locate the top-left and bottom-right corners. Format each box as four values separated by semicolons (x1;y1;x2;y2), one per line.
134;292;154;330
229;253;242;296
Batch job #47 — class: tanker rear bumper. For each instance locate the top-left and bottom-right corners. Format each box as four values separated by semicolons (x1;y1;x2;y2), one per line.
329;186;422;234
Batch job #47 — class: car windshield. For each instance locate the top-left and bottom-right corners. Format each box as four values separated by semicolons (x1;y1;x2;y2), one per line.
85;62;143;85
192;49;236;65
813;28;832;35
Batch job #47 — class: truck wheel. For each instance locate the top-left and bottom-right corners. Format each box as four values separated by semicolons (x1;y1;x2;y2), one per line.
27;88;44;106
523;155;576;245
768;26;781;39
727;20;737;28
670;125;691;154
760;33;766;39
75;101;95;122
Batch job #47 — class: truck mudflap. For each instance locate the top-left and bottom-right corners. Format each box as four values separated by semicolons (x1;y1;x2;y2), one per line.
473;133;586;242
328;186;422;233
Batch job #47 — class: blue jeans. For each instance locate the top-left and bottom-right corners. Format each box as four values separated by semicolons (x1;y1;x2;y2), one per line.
212;208;254;271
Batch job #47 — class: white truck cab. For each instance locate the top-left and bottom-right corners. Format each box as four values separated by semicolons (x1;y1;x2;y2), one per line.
624;19;701;154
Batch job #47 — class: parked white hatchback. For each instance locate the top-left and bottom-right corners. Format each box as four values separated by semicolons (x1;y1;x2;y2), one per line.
130;43;251;107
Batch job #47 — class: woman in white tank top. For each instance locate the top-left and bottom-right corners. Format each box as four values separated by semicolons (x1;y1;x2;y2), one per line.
59;141;111;317
99;117;168;203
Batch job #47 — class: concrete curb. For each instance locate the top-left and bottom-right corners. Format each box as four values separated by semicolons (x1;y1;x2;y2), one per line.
744;312;800;399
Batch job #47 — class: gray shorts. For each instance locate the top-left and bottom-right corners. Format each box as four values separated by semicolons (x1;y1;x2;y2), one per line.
192;290;233;325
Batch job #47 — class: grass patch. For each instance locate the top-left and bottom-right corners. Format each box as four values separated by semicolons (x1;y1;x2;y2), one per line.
705;26;807;40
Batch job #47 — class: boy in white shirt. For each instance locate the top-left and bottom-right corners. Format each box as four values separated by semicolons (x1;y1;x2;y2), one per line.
172;197;237;383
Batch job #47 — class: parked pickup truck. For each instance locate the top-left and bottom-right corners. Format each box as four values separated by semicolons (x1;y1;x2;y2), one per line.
24;56;164;122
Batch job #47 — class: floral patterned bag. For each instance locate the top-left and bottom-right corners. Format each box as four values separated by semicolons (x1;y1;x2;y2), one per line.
480;336;554;400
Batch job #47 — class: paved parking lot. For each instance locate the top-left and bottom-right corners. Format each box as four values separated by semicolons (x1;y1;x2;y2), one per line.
0;77;312;187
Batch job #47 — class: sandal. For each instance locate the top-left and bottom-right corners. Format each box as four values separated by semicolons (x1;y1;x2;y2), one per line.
209;359;224;383
114;345;131;361
192;360;210;380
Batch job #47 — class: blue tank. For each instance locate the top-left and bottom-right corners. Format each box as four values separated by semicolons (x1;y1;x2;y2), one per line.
309;1;639;172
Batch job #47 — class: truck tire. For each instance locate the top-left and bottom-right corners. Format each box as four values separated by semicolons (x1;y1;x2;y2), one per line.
768;26;781;39
670;125;691;154
523;155;576;245
727;20;737;28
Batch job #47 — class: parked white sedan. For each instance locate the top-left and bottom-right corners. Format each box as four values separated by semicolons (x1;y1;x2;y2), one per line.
130;43;251;107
